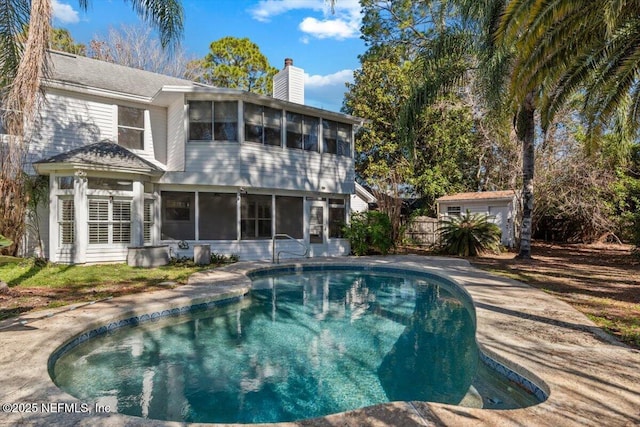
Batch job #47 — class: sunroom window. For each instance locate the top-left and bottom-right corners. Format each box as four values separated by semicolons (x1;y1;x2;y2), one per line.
322;120;351;156
329;198;346;238
199;193;237;240
286;112;318;152
118;106;145;150
161;192;195;240
244;103;282;146
241;194;272;239
188;101;238;141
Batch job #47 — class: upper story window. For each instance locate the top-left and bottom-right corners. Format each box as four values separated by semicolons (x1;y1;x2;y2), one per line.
322;119;351;157
118;106;145;150
244;103;282;146
188;100;238;142
286;112;319;152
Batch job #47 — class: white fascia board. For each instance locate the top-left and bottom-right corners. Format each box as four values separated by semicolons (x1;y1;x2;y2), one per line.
355;182;376;202
33;161;163;177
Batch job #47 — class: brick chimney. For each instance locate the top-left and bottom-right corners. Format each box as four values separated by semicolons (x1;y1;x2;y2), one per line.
272;58;305;104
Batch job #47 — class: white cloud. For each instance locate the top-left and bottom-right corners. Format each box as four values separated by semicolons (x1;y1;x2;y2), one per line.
250;0;361;41
52;0;80;24
299;17;358;40
304;69;353;111
250;0;323;22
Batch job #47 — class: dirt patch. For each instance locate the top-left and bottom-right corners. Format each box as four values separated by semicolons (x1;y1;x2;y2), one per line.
469;242;640;348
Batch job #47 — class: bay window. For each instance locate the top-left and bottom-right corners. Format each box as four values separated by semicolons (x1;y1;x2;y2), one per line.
88;198;131;244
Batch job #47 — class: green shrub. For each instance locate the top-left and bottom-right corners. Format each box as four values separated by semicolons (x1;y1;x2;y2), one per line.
439;211;501;256
343;211;394;256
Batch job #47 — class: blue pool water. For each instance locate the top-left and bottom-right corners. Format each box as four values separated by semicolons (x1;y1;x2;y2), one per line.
52;270;482;423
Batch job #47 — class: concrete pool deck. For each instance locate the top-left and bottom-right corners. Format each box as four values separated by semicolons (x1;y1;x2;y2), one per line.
0;255;639;426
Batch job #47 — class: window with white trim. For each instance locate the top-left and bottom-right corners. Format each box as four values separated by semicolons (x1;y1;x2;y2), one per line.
118;106;145;150
322;120;351;157
188;101;238;141
286;112;319;152
329;198;346;238
144;199;153;243
244;103;281;146
88;198;131;244
447;206;461;217
241;194;272;239
58;198;75;245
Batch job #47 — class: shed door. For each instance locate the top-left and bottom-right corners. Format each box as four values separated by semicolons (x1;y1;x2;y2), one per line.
488;206;509;245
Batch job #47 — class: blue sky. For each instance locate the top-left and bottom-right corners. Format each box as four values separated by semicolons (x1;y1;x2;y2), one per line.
51;0;367;112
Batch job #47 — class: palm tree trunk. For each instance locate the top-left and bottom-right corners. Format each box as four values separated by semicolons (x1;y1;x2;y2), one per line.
516;92;535;259
0;0;51;255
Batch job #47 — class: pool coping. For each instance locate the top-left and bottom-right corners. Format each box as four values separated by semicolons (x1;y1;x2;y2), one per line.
1;255;639;426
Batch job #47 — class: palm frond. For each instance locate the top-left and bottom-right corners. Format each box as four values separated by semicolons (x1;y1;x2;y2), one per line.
399;27;473;147
0;0;30;89
125;0;184;50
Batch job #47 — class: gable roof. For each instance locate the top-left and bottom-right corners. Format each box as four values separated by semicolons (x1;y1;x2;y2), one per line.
47;50;200;98
33;141;162;174
355;182;376;203
436;190;516;202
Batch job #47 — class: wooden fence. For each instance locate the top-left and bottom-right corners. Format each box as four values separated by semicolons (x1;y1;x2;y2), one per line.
403;216;440;246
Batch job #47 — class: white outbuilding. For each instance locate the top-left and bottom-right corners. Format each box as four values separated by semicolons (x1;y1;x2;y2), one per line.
436;190;519;248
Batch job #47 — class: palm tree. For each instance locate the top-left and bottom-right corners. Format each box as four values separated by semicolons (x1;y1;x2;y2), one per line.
439;211;502;256
497;0;640;135
0;0;183;255
401;0;537;259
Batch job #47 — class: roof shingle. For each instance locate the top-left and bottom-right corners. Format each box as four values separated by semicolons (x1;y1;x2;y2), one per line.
34;141;161;172
47;50;199;98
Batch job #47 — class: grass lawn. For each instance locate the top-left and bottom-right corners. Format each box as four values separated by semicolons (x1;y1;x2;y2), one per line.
0;258;211;321
2;243;638;351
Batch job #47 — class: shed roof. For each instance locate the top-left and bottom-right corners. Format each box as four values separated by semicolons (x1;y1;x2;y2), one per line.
33;141;162;173
47;50;200;98
436;190;516;202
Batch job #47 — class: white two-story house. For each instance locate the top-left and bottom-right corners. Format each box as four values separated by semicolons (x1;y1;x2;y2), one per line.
21;51;361;264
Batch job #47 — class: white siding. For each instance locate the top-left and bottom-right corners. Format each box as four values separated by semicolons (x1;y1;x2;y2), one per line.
439;199;516;247
350;194;369;212
28;90;115;166
85;245;129;263
26;89;167;169
179;143;354;193
166;239;348;262
166;96;186;171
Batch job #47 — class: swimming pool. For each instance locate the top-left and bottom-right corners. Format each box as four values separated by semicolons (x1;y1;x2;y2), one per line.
50;266;542;424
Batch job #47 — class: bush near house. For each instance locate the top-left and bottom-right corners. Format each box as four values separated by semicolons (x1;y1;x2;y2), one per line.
439;211;501;256
343;211;394;256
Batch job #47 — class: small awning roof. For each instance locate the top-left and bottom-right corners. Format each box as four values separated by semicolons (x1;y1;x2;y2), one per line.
33;141;163;176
